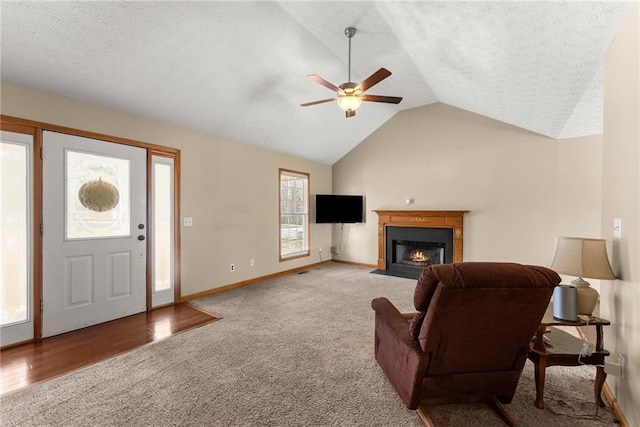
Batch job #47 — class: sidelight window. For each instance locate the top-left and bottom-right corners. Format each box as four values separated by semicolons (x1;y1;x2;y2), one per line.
1;131;34;346
151;155;175;309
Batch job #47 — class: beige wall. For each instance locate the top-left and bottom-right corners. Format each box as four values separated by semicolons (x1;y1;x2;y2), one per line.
332;103;603;269
602;2;640;424
1;81;332;297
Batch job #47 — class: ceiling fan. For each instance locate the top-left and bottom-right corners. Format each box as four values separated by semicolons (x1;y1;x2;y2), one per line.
301;27;402;118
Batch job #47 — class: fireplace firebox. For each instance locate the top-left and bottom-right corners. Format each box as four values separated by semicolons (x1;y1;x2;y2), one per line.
373;210;466;280
386;227;453;279
394;241;444;267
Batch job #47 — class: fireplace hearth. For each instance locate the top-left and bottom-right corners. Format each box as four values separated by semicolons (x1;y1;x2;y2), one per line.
373;210;466;279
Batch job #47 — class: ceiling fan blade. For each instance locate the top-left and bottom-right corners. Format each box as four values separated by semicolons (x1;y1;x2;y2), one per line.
346;110;356;118
300;98;335;107
361;94;403;104
307;74;340;93
356;68;392;92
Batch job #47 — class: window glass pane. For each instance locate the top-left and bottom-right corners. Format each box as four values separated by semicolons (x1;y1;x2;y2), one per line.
66;150;130;239
154;163;172;292
1;142;29;325
279;170;308;258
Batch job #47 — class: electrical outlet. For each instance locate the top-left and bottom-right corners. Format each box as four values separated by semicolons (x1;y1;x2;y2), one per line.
183;217;193;227
605;360;621;376
230;263;235;272
250;259;255;267
605;353;626;377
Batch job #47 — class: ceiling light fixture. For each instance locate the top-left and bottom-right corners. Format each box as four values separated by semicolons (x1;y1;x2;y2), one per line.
337;85;362;112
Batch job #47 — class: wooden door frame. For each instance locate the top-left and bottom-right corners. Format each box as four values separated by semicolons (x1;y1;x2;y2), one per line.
0;115;181;342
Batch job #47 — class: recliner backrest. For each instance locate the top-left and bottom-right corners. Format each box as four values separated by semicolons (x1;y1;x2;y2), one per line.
409;262;559;375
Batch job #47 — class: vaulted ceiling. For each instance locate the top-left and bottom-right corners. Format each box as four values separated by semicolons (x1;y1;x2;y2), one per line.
1;2;633;164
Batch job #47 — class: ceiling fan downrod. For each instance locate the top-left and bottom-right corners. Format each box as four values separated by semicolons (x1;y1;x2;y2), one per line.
345;27;356;83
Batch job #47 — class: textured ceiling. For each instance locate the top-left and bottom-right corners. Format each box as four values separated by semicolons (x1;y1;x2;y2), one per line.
1;1;633;165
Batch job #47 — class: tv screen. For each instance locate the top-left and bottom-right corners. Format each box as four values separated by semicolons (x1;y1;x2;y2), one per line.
315;194;364;224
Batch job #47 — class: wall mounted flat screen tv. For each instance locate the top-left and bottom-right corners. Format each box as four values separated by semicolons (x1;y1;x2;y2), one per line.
315;194;364;224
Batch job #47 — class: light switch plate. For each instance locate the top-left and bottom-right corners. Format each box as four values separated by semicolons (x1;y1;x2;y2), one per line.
613;218;622;238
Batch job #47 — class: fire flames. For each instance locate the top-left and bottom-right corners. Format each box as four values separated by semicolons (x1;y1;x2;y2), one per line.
410;250;428;263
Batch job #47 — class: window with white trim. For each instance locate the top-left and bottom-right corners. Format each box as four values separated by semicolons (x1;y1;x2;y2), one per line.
279;169;309;260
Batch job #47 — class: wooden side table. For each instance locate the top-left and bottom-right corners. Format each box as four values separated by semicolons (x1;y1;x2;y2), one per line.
527;305;610;409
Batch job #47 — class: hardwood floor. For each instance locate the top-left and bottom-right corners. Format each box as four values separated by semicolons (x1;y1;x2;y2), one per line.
0;303;219;395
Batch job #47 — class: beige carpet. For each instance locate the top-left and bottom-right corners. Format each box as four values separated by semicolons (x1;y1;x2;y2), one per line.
0;263;617;426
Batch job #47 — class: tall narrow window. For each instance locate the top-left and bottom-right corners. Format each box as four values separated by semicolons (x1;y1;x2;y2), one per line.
1;131;34;346
279;169;309;260
151;155;175;308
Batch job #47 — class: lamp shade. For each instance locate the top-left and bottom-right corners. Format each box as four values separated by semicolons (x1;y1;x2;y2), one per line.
549;237;616;280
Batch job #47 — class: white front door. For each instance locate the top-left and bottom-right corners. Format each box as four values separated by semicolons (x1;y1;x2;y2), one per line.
42;131;147;337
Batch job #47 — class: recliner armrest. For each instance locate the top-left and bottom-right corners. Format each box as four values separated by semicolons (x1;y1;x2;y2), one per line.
371;297;427;409
371;298;422;351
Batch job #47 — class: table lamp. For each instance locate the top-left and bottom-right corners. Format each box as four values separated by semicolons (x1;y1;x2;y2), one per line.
549;237;616;316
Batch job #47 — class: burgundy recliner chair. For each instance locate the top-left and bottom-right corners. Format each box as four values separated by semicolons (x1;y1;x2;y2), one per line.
371;262;559;426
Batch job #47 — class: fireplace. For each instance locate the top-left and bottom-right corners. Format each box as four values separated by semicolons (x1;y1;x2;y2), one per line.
374;211;466;279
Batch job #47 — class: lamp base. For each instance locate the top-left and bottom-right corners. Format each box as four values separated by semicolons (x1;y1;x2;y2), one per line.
570;278;599;316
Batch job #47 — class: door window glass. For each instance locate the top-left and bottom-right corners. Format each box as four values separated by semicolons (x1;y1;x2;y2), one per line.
66;150;130;239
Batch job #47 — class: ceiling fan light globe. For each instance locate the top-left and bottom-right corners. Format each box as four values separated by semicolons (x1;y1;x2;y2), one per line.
337;94;362;111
